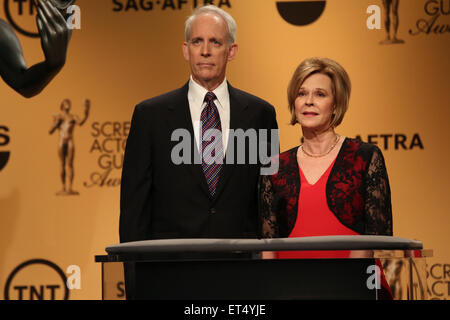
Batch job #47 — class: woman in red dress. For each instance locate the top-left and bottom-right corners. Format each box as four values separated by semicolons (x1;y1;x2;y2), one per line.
260;57;393;297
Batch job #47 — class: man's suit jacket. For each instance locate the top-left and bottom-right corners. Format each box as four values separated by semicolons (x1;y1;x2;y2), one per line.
119;81;278;243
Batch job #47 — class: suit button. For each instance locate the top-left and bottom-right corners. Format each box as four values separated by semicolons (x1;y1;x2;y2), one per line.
209;208;216;214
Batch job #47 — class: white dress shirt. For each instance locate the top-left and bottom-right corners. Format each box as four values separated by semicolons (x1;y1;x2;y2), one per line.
187;76;230;154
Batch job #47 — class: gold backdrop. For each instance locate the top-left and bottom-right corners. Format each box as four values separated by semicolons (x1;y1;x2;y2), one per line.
0;0;449;299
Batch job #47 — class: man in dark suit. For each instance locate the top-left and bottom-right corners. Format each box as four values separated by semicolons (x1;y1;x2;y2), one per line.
120;5;278;243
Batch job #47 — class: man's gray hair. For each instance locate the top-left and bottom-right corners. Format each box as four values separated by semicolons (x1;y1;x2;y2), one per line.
185;5;237;46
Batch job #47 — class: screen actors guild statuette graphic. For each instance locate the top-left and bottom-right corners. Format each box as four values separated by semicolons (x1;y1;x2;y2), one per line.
380;0;405;44
0;0;76;98
49;98;90;196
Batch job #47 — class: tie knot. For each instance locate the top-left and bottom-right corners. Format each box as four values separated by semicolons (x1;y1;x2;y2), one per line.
204;92;217;103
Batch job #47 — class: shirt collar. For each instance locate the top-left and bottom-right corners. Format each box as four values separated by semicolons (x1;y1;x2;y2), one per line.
188;76;228;110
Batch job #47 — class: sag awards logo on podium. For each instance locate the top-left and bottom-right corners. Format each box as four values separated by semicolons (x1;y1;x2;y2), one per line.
0;125;10;172
49;99;90;196
427;262;450;299
276;0;326;26
3;0;81;38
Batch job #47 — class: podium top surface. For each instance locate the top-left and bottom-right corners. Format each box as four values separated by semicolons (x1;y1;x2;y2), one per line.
105;235;423;255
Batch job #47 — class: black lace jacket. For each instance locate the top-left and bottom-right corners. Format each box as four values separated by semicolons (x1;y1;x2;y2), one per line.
260;138;393;238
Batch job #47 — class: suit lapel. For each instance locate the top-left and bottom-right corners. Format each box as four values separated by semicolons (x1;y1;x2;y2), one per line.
166;82;210;197
212;82;249;202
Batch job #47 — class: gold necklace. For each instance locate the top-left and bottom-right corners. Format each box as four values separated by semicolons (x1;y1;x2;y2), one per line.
301;134;340;158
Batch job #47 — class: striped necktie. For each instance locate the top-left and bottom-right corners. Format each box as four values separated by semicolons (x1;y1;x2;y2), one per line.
201;92;223;197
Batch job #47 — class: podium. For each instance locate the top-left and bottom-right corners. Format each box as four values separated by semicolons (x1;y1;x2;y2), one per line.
94;236;432;300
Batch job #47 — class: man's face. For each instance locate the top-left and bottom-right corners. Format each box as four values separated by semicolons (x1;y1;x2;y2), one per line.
182;13;237;90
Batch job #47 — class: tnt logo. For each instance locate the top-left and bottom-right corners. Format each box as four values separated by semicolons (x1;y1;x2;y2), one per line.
3;259;81;300
4;0;81;38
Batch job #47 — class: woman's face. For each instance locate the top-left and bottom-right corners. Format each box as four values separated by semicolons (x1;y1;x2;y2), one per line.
294;73;335;131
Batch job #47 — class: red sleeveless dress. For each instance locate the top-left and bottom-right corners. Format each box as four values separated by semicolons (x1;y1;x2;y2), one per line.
277;159;359;259
275;159;393;299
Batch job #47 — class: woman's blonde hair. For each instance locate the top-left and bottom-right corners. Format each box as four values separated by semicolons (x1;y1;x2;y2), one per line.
287;57;351;128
